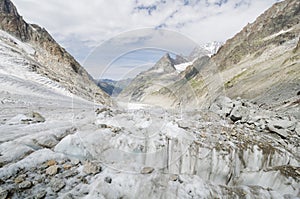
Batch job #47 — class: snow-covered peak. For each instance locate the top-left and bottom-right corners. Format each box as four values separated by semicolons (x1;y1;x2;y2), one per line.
201;41;223;57
189;41;223;60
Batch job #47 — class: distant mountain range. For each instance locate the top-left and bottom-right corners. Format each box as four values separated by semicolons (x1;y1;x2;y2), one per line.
100;41;222;98
119;0;300;115
97;78;132;97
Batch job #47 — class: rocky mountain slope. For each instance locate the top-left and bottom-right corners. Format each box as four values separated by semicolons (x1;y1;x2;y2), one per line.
149;0;300;114
97;78;132;97
0;0;112;105
118;53;182;107
118;42;222;107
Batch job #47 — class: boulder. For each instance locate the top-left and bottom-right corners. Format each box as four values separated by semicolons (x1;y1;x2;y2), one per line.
46;160;57;167
230;106;249;122
22;112;45;124
141;167;155;174
267;119;296;131
170;174;178;181
209;96;234;117
71;159;80;165
267;125;289;138
29;112;46;123
14;174;26;184
63;163;72;170
36;135;58;148
104;176;112;184
46;165;59;175
83;161;101;175
50;178;65;192
266;118;296;138
18;181;32;189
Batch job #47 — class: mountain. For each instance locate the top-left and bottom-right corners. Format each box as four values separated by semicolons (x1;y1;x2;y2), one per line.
97;78;132;96
118;53;182;107
188;41;223;61
0;0;112;105
0;1;299;198
118;42;223;107
150;0;300;114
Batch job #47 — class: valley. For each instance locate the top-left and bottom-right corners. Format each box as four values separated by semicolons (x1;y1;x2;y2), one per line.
0;0;299;198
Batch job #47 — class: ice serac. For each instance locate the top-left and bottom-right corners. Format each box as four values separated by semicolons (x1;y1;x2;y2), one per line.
0;0;112;105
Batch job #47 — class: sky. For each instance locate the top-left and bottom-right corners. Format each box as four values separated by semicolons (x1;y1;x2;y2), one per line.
12;0;281;80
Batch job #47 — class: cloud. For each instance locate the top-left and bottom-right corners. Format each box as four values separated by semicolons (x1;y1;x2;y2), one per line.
12;0;282;79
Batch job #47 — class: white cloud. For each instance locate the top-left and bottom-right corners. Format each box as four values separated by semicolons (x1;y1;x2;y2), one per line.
11;0;281;79
13;0;280;44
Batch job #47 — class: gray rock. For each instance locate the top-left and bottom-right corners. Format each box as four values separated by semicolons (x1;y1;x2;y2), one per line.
170;174;178;181
104;176;112;184
37;135;58;148
230;106;249;122
98;124;108;128
50;178;65;192
35;191;47;199
21;112;46;124
71;159;80;165
63;169;79;178
266;118;297;138
267;119;296;131
83;161;101;175
267;124;289;138
0;187;8;199
19;181;32;189
63;163;72;170
14;174;26;184
46;165;59;175
209;96;234;117
30;112;46;123
141;167;155;174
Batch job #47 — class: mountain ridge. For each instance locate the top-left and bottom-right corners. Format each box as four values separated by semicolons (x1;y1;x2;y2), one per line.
140;0;300;113
0;0;112;105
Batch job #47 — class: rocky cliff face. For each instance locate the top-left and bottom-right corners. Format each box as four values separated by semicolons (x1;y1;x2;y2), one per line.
214;0;299;69
0;0;112;105
212;0;300;109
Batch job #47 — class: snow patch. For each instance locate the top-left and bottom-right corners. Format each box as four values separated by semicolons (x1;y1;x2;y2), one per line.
262;28;294;41
174;61;193;72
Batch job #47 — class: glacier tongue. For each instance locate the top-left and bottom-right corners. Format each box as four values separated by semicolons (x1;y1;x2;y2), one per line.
0;93;299;198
